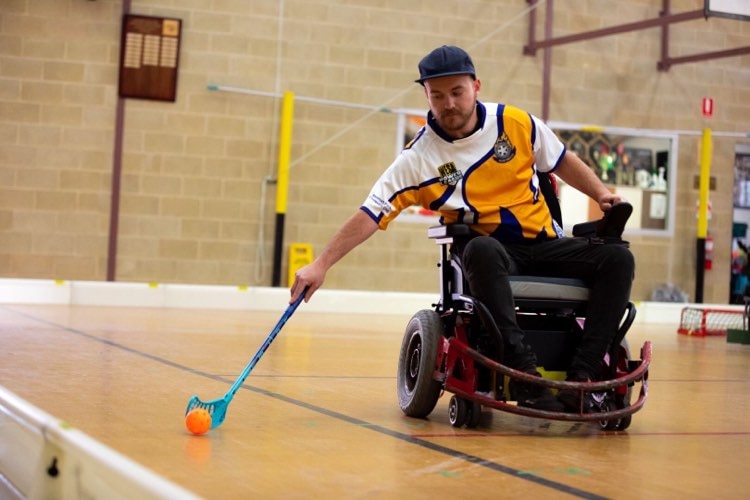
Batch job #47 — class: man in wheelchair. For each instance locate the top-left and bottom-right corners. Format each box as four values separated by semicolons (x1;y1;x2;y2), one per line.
289;45;635;414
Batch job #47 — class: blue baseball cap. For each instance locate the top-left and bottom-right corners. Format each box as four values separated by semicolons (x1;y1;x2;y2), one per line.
415;45;476;85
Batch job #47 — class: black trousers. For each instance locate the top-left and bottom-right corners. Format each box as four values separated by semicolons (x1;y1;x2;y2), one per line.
461;236;635;377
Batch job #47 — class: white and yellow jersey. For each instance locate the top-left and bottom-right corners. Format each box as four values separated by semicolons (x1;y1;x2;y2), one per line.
361;102;566;241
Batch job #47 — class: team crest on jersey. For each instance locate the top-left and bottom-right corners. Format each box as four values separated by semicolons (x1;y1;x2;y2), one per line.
494;132;516;163
437;162;463;186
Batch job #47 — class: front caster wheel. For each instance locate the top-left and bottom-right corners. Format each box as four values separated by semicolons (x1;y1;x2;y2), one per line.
448;395;467;428
466;401;482;428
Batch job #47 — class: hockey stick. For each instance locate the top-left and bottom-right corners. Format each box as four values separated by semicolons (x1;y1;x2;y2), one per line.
185;289;308;429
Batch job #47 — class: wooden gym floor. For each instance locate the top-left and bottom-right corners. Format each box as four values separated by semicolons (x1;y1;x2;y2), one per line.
1;301;750;499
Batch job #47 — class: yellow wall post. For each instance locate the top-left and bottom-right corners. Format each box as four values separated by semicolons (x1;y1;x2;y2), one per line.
697;128;712;239
695;128;712;302
272;91;295;287
275;91;295;216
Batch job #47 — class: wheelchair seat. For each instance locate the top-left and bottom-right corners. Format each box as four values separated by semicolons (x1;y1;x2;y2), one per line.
426;202;633;311
426;225;592;312
510;276;589;303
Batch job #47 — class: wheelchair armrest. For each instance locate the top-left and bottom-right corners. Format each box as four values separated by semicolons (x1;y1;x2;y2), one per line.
572;202;632;243
571;220;598;237
427;224;471;240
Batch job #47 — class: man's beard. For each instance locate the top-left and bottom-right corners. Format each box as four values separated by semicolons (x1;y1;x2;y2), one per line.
437;108;473;134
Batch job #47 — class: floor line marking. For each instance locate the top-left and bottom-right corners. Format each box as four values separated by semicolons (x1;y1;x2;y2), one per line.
7;307;606;500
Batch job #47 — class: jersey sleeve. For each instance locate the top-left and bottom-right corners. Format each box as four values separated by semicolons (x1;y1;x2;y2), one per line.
531;115;566;173
360;153;421;230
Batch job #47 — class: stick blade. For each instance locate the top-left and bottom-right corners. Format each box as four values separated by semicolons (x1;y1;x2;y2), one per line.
185;395;229;429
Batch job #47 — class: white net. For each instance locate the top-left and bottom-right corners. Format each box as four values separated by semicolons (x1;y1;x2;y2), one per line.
677;307;746;336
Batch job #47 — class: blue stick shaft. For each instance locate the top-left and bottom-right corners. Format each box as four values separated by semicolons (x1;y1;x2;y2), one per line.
224;291;306;401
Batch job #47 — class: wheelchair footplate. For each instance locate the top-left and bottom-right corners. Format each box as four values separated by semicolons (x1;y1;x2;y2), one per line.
440;336;651;429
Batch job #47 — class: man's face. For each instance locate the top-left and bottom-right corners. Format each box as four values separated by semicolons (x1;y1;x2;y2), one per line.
424;74;480;139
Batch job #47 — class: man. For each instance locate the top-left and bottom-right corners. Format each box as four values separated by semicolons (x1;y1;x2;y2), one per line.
290;45;634;412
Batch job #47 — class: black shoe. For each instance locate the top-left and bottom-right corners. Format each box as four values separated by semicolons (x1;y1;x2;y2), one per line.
557;372;593;413
509;372;565;412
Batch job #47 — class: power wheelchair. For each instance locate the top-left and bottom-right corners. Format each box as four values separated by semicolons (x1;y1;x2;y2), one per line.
396;191;651;431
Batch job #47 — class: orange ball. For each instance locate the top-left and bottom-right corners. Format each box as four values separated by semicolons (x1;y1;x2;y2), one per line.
185;408;212;435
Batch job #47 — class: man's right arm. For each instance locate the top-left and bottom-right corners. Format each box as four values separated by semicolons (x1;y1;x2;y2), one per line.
289;209;379;303
554;151;625;211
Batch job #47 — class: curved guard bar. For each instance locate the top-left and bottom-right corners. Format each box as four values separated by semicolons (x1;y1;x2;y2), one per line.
454;340;651;392
446;383;648;422
444;340;651;421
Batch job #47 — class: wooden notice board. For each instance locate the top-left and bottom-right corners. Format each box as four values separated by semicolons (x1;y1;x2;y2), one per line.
118;14;182;102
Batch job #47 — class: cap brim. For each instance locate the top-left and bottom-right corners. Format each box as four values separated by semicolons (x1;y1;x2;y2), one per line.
415;71;475;84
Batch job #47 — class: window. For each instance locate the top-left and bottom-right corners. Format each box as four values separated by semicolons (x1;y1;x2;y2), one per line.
550;124;677;235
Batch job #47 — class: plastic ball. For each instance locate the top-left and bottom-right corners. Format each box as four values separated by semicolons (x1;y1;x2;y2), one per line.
185;408;212;435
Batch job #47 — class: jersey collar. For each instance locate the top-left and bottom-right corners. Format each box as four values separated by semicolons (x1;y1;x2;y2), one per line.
426;101;486;143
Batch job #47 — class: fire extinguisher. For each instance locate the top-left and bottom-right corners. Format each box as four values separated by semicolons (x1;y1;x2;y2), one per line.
705;234;714;270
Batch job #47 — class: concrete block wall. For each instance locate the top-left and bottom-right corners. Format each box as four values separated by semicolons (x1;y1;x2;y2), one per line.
0;0;748;303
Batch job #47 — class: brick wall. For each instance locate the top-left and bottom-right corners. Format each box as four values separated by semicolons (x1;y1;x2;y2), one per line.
0;0;748;303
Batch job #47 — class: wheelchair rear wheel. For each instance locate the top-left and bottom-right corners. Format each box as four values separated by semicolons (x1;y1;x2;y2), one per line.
397;309;444;418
